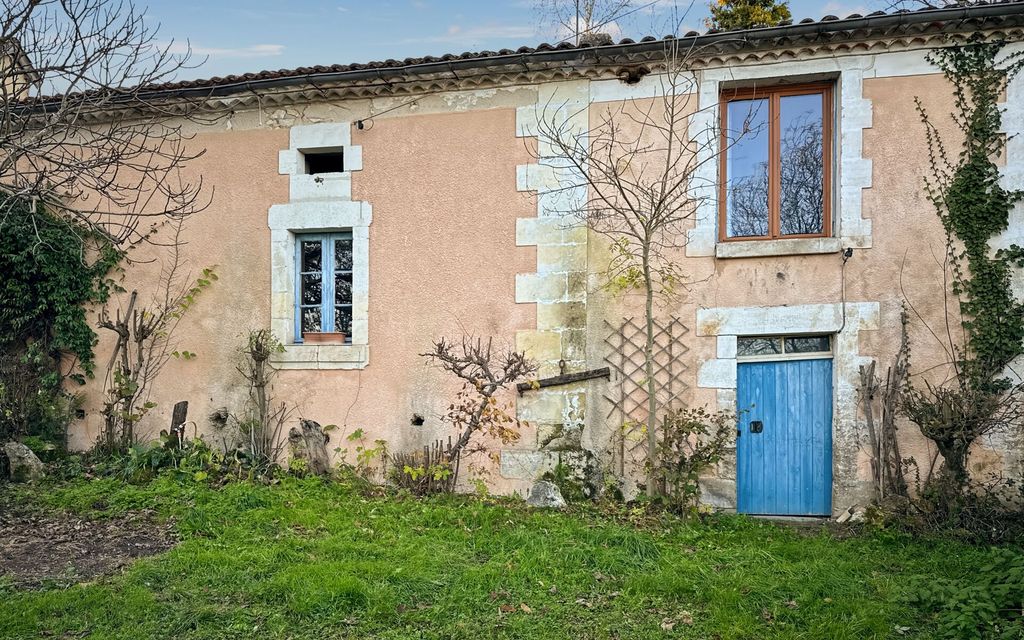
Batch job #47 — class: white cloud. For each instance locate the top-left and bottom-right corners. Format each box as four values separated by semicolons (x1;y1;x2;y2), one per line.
166;42;286;59
401;24;538;45
818;1;870;17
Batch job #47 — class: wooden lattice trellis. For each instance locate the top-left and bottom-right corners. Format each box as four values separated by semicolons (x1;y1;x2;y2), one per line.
603;317;690;471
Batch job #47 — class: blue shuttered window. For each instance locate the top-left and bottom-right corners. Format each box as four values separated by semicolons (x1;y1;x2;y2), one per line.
295;232;354;342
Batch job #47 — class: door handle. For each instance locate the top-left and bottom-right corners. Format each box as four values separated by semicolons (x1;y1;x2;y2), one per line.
750;420;763;434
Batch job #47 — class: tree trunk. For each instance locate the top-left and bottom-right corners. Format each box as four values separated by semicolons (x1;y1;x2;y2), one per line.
936;438;971;491
643;250;658;497
288;419;331;476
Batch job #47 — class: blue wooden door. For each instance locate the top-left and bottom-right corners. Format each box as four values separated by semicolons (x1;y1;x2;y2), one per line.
736;358;833;516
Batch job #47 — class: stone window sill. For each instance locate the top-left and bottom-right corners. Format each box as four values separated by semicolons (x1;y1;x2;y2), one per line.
270;343;369;370
715;237;842;259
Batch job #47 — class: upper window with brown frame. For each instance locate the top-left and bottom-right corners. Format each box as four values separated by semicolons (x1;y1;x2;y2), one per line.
719;83;833;241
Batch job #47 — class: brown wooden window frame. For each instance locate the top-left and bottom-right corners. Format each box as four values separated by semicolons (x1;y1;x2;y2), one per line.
718;82;834;243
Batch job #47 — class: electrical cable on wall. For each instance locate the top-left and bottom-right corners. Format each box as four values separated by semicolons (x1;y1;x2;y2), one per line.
838;247;853;336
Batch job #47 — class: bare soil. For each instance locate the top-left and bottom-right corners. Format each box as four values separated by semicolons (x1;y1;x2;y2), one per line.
0;499;176;588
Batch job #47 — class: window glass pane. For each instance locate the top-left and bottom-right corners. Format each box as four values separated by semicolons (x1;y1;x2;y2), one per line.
784;335;830;354
301;307;321;333
737;337;782;357
334;272;352;304
301;239;322;272
301;273;321;305
725;98;770;238
334;238;353;270
334;306;352;335
779;93;825;236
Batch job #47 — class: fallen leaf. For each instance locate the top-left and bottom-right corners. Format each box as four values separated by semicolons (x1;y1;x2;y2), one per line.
679;610;694;625
785;600;799;609
660;618;676;631
519;603;532;613
499;604;516;614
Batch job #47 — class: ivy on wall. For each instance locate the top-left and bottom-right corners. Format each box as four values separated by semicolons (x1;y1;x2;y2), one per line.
901;39;1024;494
0;199;123;441
918;40;1024;389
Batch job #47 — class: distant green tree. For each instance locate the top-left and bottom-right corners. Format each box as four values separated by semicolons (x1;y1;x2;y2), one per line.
706;0;792;30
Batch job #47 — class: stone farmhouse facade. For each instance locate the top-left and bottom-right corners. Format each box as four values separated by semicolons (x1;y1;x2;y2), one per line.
71;3;1024;516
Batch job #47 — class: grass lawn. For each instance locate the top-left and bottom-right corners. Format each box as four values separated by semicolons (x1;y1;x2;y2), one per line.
0;475;1002;639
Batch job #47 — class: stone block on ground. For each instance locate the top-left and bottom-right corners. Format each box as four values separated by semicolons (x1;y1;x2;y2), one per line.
526;480;566;509
3;442;45;483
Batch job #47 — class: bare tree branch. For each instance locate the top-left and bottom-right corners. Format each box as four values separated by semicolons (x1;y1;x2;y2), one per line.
0;0;220;247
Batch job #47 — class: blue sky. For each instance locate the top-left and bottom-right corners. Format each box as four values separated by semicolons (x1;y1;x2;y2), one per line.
147;0;878;80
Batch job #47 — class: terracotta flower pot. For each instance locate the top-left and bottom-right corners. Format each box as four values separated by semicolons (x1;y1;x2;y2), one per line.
302;332;347;344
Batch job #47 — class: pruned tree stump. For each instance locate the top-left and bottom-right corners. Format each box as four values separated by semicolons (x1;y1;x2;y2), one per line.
288;419;331;476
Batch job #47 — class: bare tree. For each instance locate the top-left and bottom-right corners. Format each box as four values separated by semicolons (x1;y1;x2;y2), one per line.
535;0;634;43
97;220;217;452
533;40;746;496
422;336;537;464
236;329;291;473
0;0;212;247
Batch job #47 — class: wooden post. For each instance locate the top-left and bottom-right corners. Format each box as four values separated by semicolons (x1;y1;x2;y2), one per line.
170;401;188;448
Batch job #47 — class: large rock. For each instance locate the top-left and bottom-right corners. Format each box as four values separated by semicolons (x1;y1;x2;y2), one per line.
3;442;45;483
526;480;566;509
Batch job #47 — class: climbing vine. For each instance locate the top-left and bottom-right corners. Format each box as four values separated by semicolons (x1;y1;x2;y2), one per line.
905;39;1024;494
0;199;123;442
918;40;1024;387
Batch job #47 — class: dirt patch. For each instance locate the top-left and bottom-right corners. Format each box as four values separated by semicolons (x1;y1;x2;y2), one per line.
0;502;176;588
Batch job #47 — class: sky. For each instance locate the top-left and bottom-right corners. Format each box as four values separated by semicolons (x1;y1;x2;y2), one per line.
144;0;879;81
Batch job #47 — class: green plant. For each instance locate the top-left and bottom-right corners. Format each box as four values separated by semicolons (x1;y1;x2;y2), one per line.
103;435;225;484
0;343;81;448
335;428;388;481
909;547;1024;639
650;406;736;516
706;0;792;31
544;460;589;503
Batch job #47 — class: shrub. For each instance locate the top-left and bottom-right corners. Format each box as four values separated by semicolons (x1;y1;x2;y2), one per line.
390;442;457;496
868;472;1024;545
650;407;736;515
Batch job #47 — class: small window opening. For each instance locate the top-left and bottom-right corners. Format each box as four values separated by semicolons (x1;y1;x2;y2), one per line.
304;150;344;175
736;334;832;360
